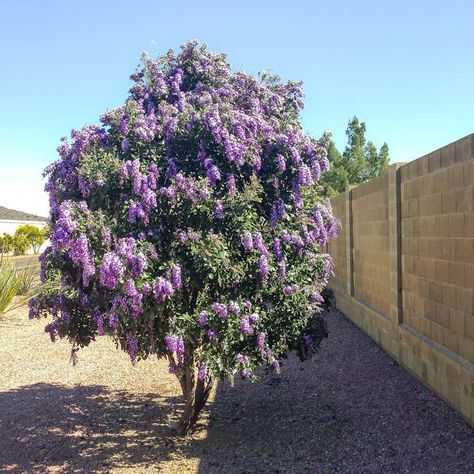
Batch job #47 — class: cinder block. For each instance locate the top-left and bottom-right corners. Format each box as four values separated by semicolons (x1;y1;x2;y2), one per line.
464;160;474;185
441;143;456;168
436;259;450;283
442;284;456;308
449;308;465;336
455;188;471;212
432;323;444;344
458;337;474;363
435;303;450;328
429;238;442;259
434;169;450;193
465;317;474;340
448;213;465;238
441;238;456;260
455;134;473;163
442;190;457;214
455;239;473;264
454;286;473;314
428;150;442;173
436;215;450;238
423;174;435;195
450;262;466;287
449;163;465;188
443;329;459;354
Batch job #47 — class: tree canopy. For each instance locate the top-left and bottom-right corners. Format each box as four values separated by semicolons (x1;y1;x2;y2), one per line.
29;41;337;434
321;116;390;196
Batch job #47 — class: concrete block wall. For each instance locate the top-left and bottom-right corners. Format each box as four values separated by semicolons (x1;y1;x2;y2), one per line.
329;134;473;426
327;193;347;291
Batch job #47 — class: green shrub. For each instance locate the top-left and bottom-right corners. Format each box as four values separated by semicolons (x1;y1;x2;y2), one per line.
0;259;21;313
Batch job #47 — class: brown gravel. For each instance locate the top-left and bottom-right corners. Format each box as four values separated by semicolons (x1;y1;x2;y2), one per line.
0;304;473;473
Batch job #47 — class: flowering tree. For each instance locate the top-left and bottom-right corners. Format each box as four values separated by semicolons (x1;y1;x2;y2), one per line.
30;41;337;435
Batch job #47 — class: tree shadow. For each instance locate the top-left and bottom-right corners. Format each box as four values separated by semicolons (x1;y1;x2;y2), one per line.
0;383;193;472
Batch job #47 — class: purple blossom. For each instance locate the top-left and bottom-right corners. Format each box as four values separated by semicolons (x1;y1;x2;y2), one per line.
240;316;253;335
99;252;124;290
126;332;138;365
259;255;269;279
198;364;208;381
310;292;324;304
69;234;95;286
198;311;209;327
124;278;138;297
276;154;286;172
303;334;314;349
257;332;266;350
206;163;221;187
121;138;130;151
207;328;217;340
214;200;224;219
241;369;251;380
170;265;182;289
242;231;253;251
253;232;269;256
109;314;120;330
129;253;147;278
279;261;287;279
236;353;249;364
226;173;236;194
228;301;240;314
165;335;178;352
273;238;283;262
212;302;228;319
154;277;175;302
249;313;259;325
283;284;297;295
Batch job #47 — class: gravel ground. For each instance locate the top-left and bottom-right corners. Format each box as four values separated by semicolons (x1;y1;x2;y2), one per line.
0;304;472;473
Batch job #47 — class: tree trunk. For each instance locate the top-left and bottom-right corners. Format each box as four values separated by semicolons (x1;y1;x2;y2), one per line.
175;363;213;436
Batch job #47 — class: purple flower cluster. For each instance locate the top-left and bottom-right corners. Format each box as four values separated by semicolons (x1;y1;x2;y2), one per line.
240;313;259;335
198;311;209;327
69;234;95;286
211;302;228;319
165;335;185;364
126;332;138;365
99;252;124;289
170;265;182;289
154;277;175;302
198;364;208;381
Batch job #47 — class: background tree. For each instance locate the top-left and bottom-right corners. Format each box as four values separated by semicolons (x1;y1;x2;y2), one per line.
30;42;337;435
321;116;390;196
12;232;30;255
15;225;47;254
0;233;14;255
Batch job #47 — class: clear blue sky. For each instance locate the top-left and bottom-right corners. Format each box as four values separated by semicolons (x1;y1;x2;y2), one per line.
1;0;473;216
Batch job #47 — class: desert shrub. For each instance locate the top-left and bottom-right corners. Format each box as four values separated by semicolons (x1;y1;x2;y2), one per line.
29;41;337;434
0;259;21;313
16;263;40;296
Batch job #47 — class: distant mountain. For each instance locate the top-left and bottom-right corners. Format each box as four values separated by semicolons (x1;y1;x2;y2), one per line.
0;206;47;222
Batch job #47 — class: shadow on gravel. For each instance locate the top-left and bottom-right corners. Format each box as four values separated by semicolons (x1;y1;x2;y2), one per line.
1;310;473;473
0;383;186;472
196;309;474;473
